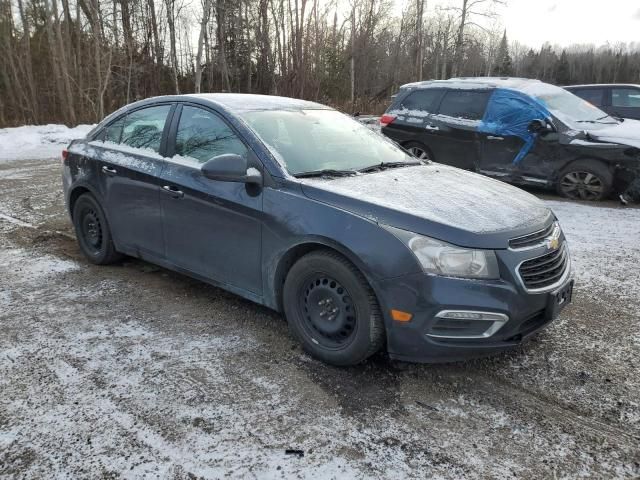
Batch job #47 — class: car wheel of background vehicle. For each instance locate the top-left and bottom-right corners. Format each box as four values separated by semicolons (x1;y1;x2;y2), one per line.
556;160;613;201
283;250;385;366
72;193;123;265
404;141;432;161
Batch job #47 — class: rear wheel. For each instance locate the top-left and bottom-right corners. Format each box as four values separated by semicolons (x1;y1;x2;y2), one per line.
283;250;384;366
72;193;123;264
404;141;432;161
557;160;613;201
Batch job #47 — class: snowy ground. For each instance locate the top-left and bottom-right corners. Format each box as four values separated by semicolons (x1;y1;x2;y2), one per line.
1;127;639;478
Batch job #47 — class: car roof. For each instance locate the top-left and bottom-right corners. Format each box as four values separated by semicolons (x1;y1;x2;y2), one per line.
564;83;640;88
398;77;545;91
183;93;330;112
94;93;331;132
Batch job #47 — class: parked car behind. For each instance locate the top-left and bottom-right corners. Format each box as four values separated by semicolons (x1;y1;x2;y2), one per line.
63;93;573;366
565;84;640;121
381;77;640;200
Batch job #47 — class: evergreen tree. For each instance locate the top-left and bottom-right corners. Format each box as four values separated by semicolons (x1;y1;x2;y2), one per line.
493;30;513;76
556;50;571;84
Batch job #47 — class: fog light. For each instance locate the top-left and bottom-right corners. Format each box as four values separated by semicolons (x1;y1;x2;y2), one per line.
436;311;507;322
428;310;509;339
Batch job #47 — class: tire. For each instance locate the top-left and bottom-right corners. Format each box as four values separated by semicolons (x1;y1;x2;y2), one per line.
72;193;123;265
283;250;385;366
556;160;613;201
404;141;432;161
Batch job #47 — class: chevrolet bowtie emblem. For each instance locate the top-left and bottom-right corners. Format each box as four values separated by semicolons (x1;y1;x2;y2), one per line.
546;236;560;250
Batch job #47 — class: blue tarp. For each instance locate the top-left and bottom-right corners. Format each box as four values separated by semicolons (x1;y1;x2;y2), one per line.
478;88;552;164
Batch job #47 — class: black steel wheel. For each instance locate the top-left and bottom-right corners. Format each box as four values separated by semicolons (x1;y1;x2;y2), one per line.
283;250;384;366
80;207;103;255
557;160;612;201
299;275;357;349
72;193;123;264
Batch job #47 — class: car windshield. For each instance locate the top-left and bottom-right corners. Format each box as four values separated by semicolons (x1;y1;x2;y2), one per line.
528;86;619;130
239;109;415;175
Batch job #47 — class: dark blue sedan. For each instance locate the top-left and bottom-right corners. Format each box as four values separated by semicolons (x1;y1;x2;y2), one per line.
62;94;573;366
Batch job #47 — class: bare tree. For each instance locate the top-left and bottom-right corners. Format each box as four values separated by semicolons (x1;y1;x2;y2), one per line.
194;0;212;93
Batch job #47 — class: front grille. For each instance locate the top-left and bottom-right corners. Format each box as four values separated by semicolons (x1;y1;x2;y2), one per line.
518;244;568;290
509;222;555;250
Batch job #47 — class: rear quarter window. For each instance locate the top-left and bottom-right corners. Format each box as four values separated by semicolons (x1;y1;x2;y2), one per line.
437;90;490;120
398;89;444;113
94;117;125;143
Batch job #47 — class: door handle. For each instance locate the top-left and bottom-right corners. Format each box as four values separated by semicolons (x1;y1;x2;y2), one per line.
162;185;184;198
487;135;504;141
425;125;439;131
102;165;117;175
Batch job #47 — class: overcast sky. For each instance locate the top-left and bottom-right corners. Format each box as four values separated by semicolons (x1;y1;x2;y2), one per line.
499;0;640;48
402;0;640;49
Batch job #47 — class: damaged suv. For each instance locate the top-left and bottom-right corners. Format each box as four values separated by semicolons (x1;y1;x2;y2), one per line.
63;94;573;366
381;77;640;200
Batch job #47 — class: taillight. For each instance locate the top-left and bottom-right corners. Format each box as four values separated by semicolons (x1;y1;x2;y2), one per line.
62;149;68;163
380;114;396;127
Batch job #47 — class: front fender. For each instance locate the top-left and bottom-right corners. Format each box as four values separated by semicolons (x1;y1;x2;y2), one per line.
260;184;421;311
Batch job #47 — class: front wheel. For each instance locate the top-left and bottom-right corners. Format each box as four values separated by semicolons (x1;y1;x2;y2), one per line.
283;251;385;366
556;160;613;201
72;193;123;264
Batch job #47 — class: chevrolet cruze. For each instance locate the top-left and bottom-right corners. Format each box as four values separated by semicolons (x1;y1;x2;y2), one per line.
63;94;574;366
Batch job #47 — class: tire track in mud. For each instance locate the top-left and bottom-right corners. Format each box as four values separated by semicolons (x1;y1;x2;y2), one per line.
469;371;640;444
2;161;640;477
5;217;640;448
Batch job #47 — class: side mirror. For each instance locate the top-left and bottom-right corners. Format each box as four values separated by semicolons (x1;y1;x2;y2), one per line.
528;119;555;134
201;154;262;185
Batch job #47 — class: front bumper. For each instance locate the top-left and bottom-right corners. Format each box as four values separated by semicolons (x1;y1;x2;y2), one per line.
377;243;573;363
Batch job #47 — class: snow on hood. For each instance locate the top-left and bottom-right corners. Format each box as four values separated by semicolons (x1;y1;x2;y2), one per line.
301;164;551;237
589;119;640;149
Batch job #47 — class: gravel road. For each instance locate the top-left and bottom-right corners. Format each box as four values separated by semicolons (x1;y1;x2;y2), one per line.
1;158;639;479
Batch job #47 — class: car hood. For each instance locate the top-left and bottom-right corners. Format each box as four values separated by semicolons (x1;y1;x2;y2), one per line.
300;164;552;249
588;119;640;148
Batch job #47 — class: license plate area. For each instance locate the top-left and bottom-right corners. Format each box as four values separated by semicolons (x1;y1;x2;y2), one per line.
546;280;574;320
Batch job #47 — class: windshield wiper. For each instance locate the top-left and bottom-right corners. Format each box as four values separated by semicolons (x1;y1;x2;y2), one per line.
576;115;618;124
293;168;357;178
358;161;421;173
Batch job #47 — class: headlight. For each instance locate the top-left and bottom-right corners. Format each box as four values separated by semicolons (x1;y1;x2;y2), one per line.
384;226;500;279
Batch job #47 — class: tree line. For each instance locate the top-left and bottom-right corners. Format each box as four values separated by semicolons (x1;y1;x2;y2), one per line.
1;0;639;127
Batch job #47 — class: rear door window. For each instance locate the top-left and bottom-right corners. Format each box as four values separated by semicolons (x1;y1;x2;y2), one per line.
437;90;490;120
400;89;444;113
121;105;171;153
174;106;248;164
611;88;640;108
571;88;605;106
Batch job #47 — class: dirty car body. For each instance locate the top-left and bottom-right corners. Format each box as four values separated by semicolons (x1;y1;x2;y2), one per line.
381;77;640;201
62;93;573;365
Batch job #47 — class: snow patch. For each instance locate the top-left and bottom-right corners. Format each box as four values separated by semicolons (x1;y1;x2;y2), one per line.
0;124;94;162
0;247;79;283
547;200;640;300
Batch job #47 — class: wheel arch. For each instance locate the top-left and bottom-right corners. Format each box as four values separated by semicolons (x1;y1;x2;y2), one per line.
270;237;385;316
68;184;96;219
555;157;615;199
556;156;615;175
